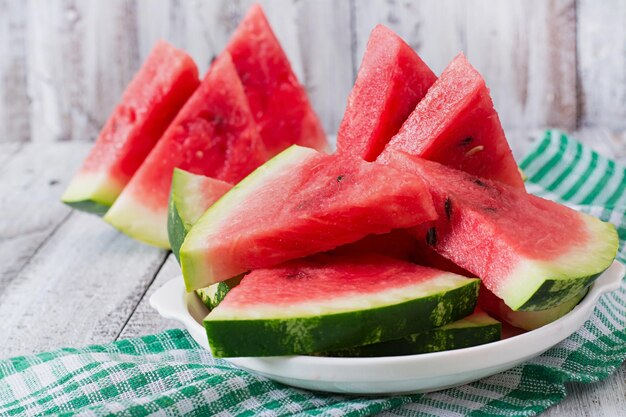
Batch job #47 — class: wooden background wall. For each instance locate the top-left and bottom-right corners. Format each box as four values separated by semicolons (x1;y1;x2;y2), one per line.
0;0;622;144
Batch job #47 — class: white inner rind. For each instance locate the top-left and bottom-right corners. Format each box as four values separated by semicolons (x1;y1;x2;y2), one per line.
208;274;478;320
498;213;618;310
181;146;318;288
442;310;499;329
62;171;123;206
104;192;170;248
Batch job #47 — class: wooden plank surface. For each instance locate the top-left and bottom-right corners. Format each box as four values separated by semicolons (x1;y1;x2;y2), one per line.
0;0;600;142
0;0;30;142
26;0;140;142
0;142;168;357
353;0;578;132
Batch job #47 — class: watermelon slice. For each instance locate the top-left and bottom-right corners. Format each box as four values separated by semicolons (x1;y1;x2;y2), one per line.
479;285;587;331
180;145;437;290
168;168;233;261
104;53;267;248
336;25;436;161
382;153;618;311
326;308;501;357
380;53;525;189
226;4;328;156
204;255;479;357
62;41;200;214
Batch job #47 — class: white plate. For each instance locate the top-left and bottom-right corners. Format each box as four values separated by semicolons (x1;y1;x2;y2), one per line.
150;261;624;394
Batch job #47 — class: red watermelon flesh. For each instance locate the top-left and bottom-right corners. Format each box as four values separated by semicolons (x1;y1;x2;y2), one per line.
180;146;437;289
380;53;524;189
329;229;472;277
104;53;267;248
381;152;617;311
226;4;328;156
336;25;436;161
62;41;200;214
327;229;422;261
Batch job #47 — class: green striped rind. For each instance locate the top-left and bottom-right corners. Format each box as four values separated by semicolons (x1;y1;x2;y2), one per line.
61;173;123;216
324;310;501;357
489;288;587;331
204;278;479;357
195;275;243;311
168;168;233;263
168;190;187;262
499;214;618;311
181;146;318;291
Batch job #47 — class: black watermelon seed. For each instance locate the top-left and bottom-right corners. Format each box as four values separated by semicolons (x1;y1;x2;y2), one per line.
426;227;437;246
337;175;344;182
473;179;488;187
459;137;473;146
444;198;452;220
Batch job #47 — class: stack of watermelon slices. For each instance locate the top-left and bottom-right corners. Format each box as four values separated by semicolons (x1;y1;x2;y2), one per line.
63;7;619;358
63;5;328;248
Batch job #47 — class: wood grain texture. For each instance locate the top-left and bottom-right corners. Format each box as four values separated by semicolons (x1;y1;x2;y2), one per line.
27;0;139;142
117;253;182;340
353;0;578;132
0;143;82;291
0;142;168;357
577;0;626;130
0;0;30;142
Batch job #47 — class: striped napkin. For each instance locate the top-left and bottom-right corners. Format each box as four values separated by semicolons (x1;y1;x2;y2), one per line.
1;130;625;417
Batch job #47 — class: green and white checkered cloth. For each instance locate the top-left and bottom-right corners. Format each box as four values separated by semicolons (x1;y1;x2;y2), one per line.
1;131;625;417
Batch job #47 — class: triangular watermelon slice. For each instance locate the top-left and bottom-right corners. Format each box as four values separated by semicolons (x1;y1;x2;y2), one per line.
382;152;617;311
205;254;479;357
180;146;437;290
336;25;436;161
62;41;200;214
168;168;233;261
105;53;267;248
380;53;525;189
226;4;328;156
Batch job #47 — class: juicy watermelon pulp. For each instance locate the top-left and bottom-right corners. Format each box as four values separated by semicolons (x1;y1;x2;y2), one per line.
382;152;618;311
105;53;266;248
205;254;479;357
336;25;436;161
226;4;328;156
62;41;200;214
380;53;525;190
180;145;437;290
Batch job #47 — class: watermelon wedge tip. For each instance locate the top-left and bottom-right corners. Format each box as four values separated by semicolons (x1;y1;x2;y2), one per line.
62;41;200;215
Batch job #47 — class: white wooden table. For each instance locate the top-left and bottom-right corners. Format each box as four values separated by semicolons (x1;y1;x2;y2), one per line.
1;130;625;416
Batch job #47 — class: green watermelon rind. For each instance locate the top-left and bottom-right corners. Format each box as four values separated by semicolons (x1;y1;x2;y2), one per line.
324;309;501;357
61;173;123;216
195;275;244;311
499;216;618;311
181;145;318;291
204;276;479;357
486;288;588;331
